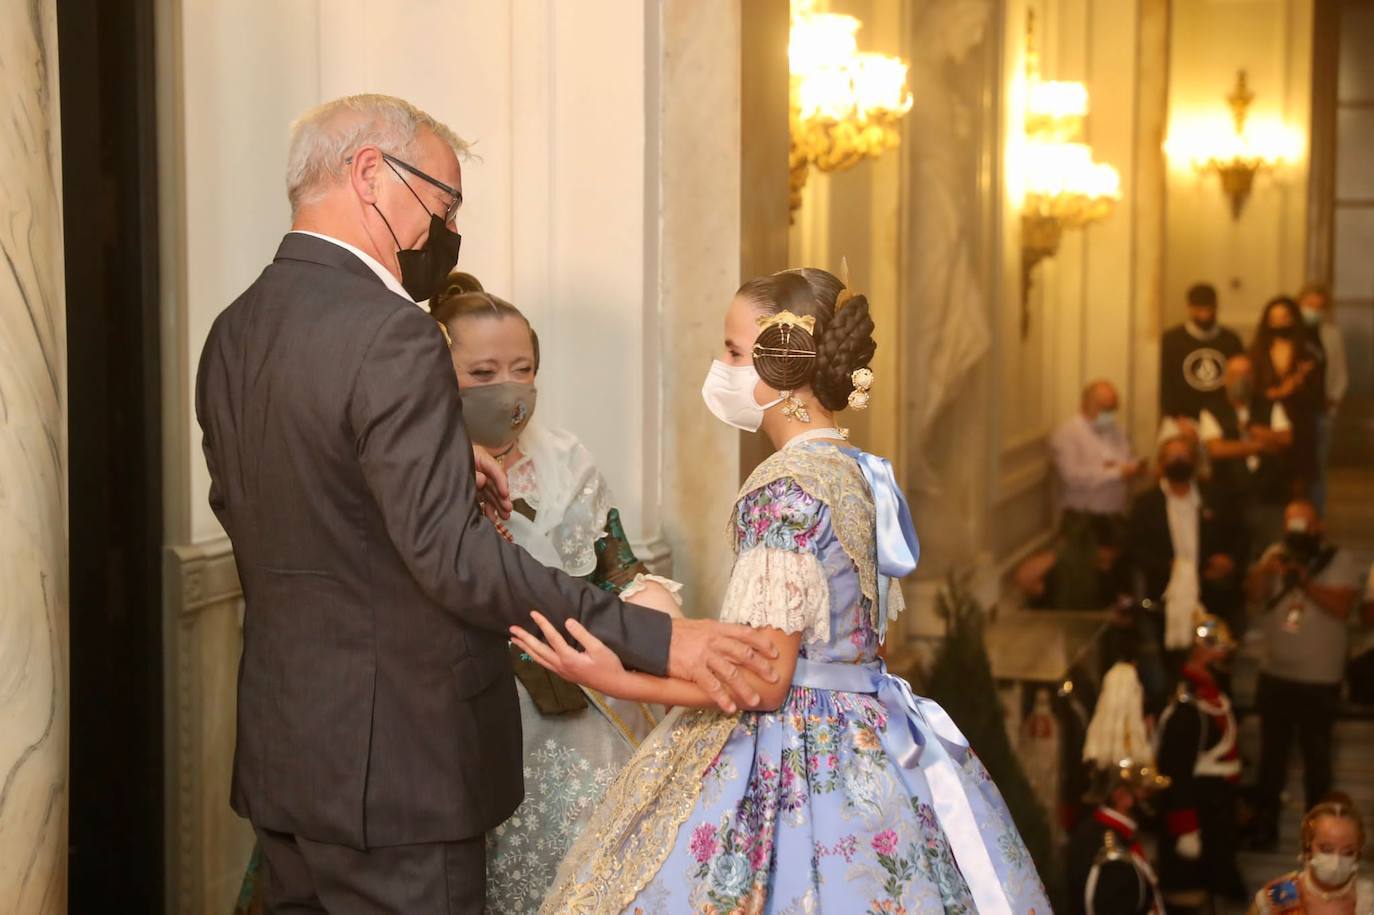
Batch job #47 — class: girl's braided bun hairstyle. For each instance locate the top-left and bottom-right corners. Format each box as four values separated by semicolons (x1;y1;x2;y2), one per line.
736;267;877;412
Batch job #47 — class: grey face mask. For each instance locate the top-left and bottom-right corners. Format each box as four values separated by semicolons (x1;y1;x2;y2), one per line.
460;382;537;450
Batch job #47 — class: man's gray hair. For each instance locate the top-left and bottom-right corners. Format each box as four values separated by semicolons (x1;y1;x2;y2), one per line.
286;94;470;213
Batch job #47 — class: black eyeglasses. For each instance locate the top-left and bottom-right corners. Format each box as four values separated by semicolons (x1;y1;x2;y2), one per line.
382;152;463;224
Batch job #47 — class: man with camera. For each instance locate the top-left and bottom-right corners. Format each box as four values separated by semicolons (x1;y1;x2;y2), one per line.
1246;498;1362;850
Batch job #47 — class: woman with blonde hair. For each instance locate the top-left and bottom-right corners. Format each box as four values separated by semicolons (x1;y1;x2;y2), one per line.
432;272;683;914
1251;792;1371;914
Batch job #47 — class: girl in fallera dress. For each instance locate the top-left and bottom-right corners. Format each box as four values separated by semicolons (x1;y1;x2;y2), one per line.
513;268;1051;914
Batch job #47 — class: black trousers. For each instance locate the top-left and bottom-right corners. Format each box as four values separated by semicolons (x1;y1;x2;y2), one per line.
254;824;486;914
1256;674;1341;830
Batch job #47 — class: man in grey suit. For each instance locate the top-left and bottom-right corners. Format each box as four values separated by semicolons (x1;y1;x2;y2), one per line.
196;94;776;913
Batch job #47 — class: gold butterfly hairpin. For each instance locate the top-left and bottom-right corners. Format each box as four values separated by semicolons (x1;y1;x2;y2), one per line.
756;310;817;334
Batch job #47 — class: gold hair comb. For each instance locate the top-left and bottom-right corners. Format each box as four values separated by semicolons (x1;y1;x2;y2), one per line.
756;310;817;334
835;255;855;309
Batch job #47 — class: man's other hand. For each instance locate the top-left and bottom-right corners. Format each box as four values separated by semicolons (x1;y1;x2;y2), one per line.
473;445;513;521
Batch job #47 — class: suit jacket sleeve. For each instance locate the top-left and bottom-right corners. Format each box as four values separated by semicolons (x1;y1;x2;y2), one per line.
347;305;671;676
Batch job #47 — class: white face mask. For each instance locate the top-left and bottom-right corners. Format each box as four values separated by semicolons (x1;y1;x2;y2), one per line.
700;360;782;432
1309;852;1359;888
1092;410;1117;433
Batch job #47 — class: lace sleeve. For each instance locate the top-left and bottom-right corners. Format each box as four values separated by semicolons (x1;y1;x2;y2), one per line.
720;478;831;642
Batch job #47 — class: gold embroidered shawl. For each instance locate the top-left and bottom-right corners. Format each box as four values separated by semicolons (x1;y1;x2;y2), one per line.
538;707;741;913
732;442;894;625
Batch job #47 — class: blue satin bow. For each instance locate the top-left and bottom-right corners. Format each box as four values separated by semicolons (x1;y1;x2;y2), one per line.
841;448;920;638
790;658;1015;915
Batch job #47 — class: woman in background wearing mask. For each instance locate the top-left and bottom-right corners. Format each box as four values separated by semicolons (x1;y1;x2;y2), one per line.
432;273;683;914
512;268;1051;913
1251;296;1326;500
1251;793;1370;914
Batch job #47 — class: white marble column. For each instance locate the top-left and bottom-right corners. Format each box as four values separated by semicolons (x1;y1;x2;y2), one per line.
0;1;68;912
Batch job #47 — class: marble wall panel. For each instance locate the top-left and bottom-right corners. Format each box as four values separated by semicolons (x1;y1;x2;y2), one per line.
659;0;746;614
0;1;68;912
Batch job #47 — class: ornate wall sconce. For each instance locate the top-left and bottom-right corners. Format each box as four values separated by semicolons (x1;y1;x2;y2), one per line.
788;1;913;213
1019;13;1120;337
1163;70;1303;220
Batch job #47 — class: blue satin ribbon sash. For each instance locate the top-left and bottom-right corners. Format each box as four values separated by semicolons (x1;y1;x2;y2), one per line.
791;657;1014;915
840;448;920;639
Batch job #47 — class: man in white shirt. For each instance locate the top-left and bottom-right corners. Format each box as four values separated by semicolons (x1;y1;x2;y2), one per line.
1198;355;1293;558
1298;283;1347;516
1049;381;1145;611
1052;380;1144;517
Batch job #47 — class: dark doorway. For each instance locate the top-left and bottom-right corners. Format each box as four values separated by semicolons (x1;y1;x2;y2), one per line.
56;0;165;909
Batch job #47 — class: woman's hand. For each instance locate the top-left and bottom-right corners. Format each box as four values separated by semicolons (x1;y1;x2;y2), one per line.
511;612;631;696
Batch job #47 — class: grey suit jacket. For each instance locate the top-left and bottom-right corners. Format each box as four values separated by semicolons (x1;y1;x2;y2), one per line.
195;233;671;848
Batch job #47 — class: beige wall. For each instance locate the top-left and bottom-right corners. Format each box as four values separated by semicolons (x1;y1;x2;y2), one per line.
1027;0;1170;467
1164;0;1313;336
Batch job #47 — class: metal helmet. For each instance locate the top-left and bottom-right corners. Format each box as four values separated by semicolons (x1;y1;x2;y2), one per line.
1083;756;1172;805
1193;610;1236;652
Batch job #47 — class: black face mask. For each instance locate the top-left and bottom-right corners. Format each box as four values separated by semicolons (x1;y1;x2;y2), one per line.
393;213;462;302
373;165;462;302
1163;460;1195;484
1269;325;1295;340
1191;315;1216;332
1284;530;1321;560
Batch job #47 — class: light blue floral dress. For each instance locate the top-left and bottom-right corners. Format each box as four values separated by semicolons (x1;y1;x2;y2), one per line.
540;442;1051;914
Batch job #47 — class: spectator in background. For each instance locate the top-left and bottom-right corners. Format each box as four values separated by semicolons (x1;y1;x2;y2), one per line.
1246;499;1363;850
1054;380;1144;517
1250;794;1370;913
1161;283;1245;422
1199;354;1293;558
1252;296;1326;501
1127;435;1246;647
1051;382;1145;593
1298;282;1348;516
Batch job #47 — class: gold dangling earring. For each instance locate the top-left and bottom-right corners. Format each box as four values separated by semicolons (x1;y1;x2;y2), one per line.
779;390;812;424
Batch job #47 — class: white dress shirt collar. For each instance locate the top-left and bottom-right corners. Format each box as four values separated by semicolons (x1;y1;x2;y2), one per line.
290;230;418;305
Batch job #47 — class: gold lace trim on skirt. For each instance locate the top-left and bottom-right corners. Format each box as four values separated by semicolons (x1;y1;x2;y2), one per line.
538;707;740;914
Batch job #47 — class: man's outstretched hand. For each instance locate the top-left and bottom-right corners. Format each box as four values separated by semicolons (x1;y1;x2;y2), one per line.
667;617;780;714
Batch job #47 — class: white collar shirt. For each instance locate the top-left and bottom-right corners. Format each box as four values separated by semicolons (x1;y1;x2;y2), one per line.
290;230;419;306
1161;480;1201;566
